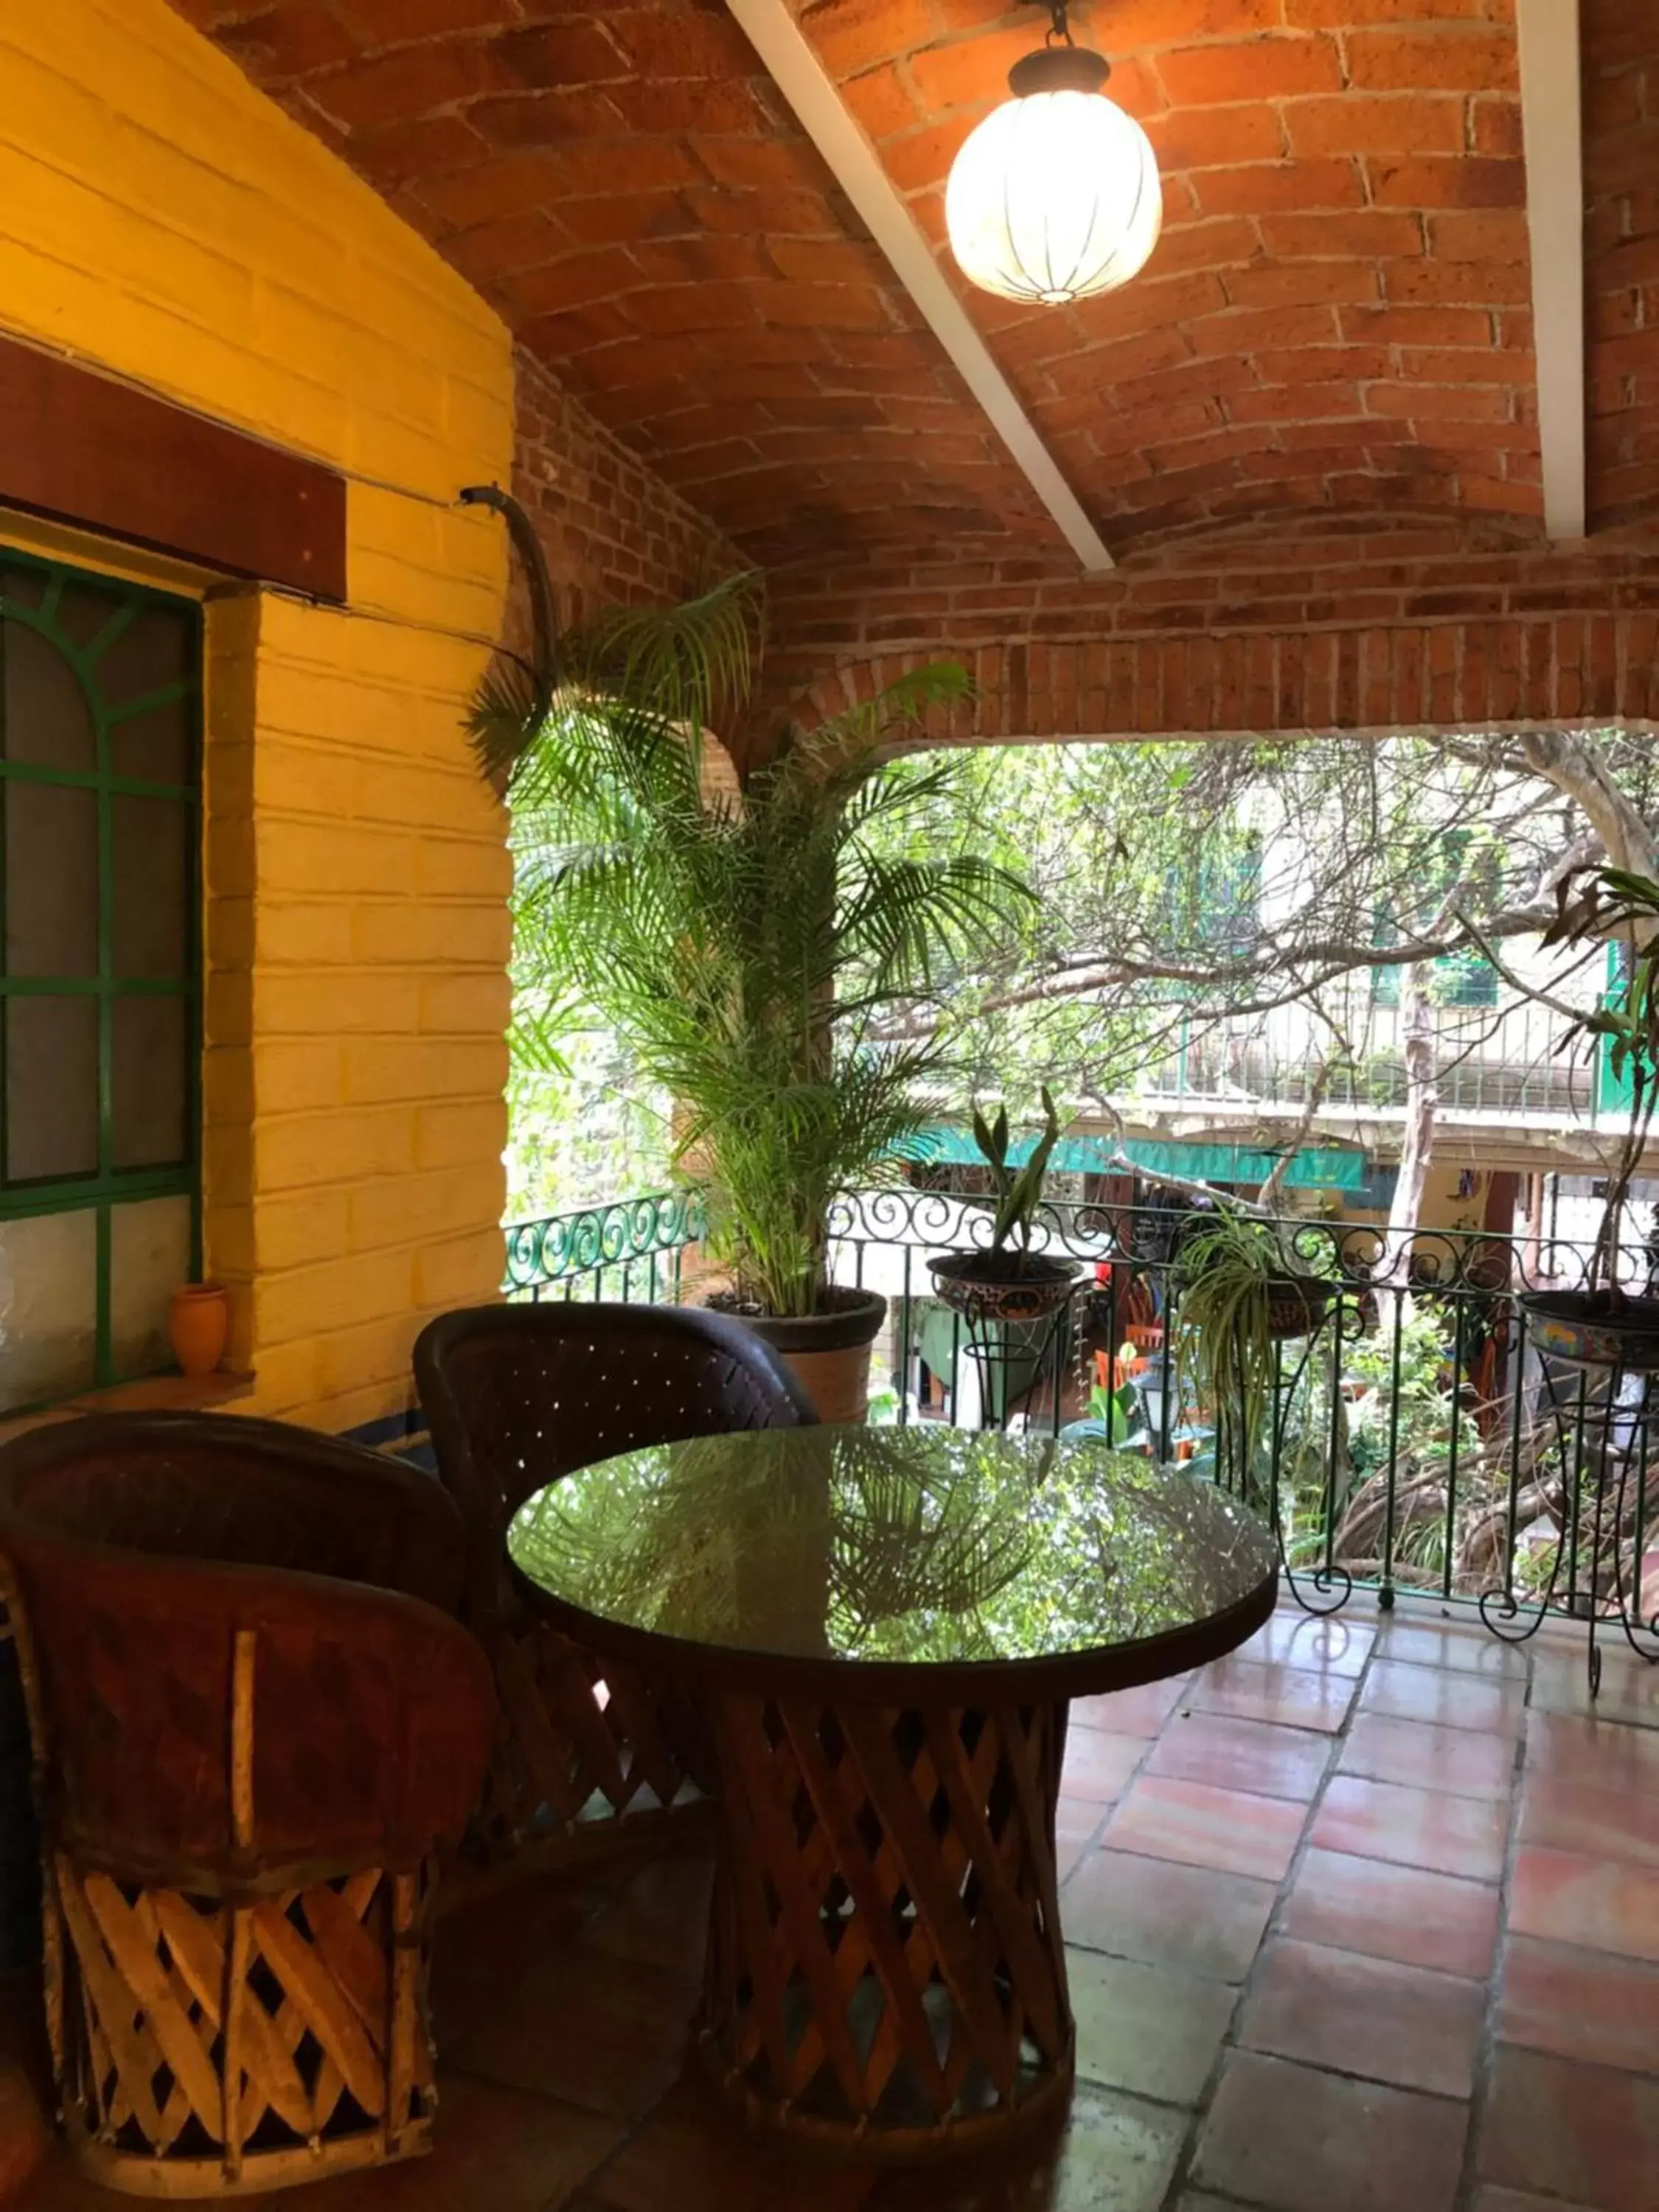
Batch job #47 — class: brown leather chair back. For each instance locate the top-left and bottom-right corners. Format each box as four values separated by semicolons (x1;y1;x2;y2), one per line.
0;1413;495;1888
414;1301;815;1622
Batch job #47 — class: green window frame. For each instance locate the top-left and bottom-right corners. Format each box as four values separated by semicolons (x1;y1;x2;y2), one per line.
0;546;203;1409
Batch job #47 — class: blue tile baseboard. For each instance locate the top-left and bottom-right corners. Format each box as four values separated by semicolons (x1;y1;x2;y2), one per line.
341;1404;437;1474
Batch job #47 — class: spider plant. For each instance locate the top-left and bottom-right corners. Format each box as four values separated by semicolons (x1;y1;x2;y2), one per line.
1174;1211;1329;1497
473;570;1037;1319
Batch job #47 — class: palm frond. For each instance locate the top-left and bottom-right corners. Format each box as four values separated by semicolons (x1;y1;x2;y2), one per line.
790;660;973;773
467;655;549;788
563;570;764;735
495;575;1027;1314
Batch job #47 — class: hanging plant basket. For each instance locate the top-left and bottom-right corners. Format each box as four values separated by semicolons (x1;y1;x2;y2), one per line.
1517;1289;1659;1372
930;1250;1080;1326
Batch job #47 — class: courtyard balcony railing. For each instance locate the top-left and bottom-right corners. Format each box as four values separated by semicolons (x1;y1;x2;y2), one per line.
1142;984;1603;1121
503;1187;1659;1672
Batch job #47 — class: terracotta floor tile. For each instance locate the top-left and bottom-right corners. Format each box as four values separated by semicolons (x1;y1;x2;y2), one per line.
1239;1937;1485;2098
1192;2048;1467;2212
1060;1727;1151;1805
866;2082;1184;2211
1312;1773;1509;1883
1480;2045;1659;2207
1498;1933;1659;2076
581;2077;870;2212
28;2157;255;2212
446;1941;697;2121
1073;1677;1192;1734
1145;1711;1333;1802
1282;1847;1500;1980
1063;1850;1277;1983
1509;1846;1659;1964
1233;1610;1374;1677
1068;1950;1235;2107
1105;1774;1307;1882
430;1865;613;2038
1360;1658;1526;1736
1187;1656;1356;1732
1056;1796;1105;1885
1373;1618;1531;1677
1529;1649;1659;1729
1519;1773;1659;1871
1338;1711;1517;1800
1473;2194;1604;2212
577;1847;714;1977
1526;1711;1659;1795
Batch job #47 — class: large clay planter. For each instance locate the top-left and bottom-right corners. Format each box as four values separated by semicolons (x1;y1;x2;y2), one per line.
169;1281;229;1377
745;1288;888;1425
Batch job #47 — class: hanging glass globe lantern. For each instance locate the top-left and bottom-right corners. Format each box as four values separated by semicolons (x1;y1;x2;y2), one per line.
945;2;1162;307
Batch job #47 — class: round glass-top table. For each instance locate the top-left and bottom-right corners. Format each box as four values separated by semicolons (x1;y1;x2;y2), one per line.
509;1425;1276;2155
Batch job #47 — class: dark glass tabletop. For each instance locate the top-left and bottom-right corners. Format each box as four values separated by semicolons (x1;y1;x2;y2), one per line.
507;1425;1277;1698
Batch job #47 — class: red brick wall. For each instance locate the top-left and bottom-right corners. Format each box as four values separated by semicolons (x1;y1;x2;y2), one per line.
1585;4;1659;532
762;518;1659;746
513;347;742;624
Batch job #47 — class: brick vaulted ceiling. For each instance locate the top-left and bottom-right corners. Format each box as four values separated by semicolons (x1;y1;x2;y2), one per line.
169;1;1655;572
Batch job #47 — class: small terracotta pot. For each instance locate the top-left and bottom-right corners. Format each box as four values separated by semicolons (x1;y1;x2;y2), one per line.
170;1283;229;1378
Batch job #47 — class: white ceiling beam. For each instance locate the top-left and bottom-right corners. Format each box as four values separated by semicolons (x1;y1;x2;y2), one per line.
1516;0;1587;543
725;0;1115;573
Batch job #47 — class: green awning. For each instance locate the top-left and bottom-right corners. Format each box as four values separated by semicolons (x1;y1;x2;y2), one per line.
911;1124;1370;1193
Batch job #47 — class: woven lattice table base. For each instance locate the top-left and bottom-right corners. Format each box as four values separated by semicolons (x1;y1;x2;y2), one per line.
698;1695;1074;2154
49;1854;434;2197
483;1622;709;1849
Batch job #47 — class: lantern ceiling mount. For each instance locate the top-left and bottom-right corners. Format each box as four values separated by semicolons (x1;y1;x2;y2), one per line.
1008;2;1112;97
945;0;1163;310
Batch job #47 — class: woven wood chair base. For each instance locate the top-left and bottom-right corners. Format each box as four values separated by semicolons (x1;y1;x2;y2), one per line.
698;1694;1075;2156
479;1621;712;1855
47;1853;436;2197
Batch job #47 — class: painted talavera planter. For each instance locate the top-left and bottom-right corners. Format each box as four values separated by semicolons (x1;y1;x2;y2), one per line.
929;1251;1080;1325
1519;1290;1659;1372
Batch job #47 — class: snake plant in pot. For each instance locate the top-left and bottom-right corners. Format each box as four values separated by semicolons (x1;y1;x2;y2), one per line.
928;1091;1079;1430
1174;1208;1334;1496
1519;865;1659;1370
930;1088;1079;1324
473;568;1037;1422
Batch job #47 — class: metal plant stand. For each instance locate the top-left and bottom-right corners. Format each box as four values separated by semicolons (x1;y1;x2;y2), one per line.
954;1304;1074;1431
1481;1355;1659;1697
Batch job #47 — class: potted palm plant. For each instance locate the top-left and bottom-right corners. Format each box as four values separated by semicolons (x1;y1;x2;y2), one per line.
473;570;1035;1422
1520;865;1659;1369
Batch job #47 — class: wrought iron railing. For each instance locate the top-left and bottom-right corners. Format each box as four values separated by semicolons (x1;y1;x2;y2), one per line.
501;1186;1659;1670
503;1189;706;1304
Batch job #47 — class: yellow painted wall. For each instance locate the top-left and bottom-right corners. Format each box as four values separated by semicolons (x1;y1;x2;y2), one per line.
0;0;515;1430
